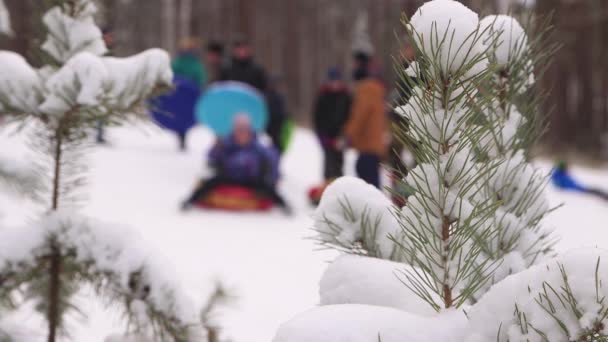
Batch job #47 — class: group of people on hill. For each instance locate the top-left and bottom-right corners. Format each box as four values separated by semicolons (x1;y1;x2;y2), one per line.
313;45;419;194
173;37;291;213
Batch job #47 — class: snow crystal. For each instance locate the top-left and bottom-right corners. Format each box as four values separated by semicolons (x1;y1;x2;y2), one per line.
41;2;107;63
314;176;402;260
480;15;528;67
0;51;43;114
39;52;108;116
273;304;467;342
319;254;438;316
466;248;608;342
409;0;485;76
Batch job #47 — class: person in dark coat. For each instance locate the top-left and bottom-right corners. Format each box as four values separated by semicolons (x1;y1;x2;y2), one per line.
182;114;290;212
345;52;388;188
205;41;225;84
313;67;351;180
265;76;290;155
219;38;268;92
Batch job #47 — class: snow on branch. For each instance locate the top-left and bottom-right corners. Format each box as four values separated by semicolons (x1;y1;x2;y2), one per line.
313;177;403;261
41;1;107;64
466;248;608;342
0;52;44;116
102;49;174;112
0;211;201;341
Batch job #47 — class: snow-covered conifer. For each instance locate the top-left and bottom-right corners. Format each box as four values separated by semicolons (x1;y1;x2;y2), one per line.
472;14;559;293
392;0;498;310
0;1;203;341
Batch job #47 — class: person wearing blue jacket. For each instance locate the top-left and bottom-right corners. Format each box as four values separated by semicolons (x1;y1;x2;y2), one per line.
551;161;608;201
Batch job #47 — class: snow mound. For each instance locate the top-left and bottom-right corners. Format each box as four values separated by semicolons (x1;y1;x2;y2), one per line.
314;176;402;260
466;248;608;342
273;304;467;342
319;254;438;316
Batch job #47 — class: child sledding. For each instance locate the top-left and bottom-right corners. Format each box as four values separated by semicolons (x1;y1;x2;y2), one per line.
181;114;291;213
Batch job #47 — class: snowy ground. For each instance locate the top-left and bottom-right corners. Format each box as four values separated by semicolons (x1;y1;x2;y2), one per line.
1;122;608;341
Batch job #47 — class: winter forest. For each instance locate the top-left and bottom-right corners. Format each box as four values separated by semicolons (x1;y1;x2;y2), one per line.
0;0;607;341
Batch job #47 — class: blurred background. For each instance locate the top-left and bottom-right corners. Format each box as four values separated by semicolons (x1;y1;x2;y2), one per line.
2;0;607;161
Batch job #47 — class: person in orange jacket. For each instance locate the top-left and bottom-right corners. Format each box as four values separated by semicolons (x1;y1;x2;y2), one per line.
344;52;388;188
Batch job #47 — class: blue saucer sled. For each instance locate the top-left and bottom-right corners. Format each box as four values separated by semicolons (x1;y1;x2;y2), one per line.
195;81;269;136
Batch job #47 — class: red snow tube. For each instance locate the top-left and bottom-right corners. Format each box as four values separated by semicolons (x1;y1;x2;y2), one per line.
196;185;274;211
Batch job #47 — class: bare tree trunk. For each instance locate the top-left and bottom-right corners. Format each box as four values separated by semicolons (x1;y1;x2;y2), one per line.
162;0;176;55
178;0;192;39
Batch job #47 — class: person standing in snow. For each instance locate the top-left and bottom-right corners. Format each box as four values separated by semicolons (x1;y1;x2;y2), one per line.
182;114;290;213
172;37;207;87
265;76;290;155
205;40;225;85
313;67;352;180
344;52;388;188
219;38;268;92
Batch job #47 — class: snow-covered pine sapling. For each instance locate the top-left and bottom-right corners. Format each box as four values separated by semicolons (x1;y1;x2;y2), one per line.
0;1;202;341
392;0;499;311
472;14;559;290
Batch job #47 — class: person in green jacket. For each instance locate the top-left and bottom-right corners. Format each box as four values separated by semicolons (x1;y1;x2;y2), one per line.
172;37;207;87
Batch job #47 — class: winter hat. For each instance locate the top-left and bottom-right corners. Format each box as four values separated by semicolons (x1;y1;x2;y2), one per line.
327;67;342;81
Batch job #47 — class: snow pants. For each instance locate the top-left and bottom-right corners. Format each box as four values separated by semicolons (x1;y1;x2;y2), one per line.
322;146;344;180
355;153;381;188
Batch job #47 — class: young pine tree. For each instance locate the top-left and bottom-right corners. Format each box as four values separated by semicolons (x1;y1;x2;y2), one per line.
0;1;203;341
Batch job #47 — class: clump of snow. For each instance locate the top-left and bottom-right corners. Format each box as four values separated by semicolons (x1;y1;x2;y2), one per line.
0;210;199;338
0;0;12;36
0;52;43;114
273;304;467;342
39;52;108;116
466;248;608;342
480;15;528;67
409;0;485;76
41;1;107;63
319;254;438;316
313;176;402;260
103;49;173;111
